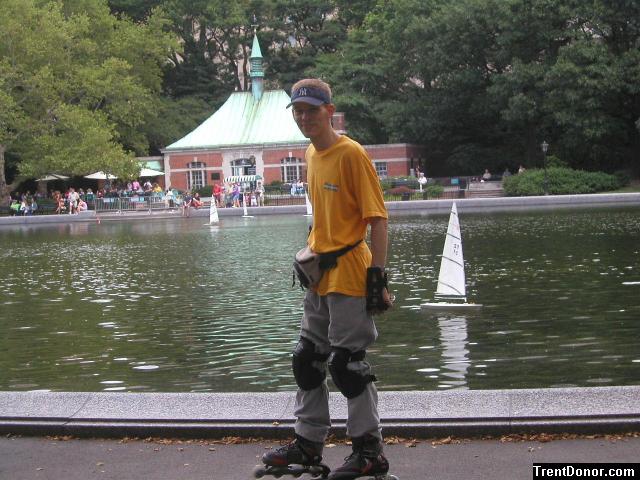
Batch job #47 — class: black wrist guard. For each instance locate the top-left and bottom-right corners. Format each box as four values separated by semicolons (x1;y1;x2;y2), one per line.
366;267;389;312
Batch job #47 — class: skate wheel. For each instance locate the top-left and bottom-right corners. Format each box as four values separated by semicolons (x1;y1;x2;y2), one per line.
252;465;266;479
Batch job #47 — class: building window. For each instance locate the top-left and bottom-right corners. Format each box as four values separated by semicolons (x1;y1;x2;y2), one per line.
375;162;388;178
187;161;206;190
281;157;304;183
231;157;256;177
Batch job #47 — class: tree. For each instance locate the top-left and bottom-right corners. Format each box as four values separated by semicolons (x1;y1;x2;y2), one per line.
542;1;640;171
0;0;176;197
313;0;640;175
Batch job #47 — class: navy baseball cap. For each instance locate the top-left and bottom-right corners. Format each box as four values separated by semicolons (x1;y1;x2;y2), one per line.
287;86;331;108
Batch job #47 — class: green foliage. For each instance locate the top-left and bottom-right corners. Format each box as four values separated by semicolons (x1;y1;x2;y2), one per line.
425;184;444;198
613;170;632;188
545;154;568;168
4;0;640;196
379;178;392;191
311;0;640;176
379;176;420;191
193;184;213;197
0;0;176;195
503;167;621;196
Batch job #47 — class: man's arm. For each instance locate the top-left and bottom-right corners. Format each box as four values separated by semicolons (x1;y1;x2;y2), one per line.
368;216;393;311
369;216;388;268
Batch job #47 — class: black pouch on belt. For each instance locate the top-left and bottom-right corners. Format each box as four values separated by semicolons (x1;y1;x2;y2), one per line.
293;239;363;289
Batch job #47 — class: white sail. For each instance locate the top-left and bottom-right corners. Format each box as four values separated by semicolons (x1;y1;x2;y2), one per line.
242;193;253;218
305;192;313;216
209;198;219;224
435;203;466;300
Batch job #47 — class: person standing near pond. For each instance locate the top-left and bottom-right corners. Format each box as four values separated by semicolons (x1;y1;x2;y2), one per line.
260;78;393;480
182;191;193;217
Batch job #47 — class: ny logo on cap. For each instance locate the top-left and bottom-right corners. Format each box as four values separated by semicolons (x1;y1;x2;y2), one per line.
298;88;308;97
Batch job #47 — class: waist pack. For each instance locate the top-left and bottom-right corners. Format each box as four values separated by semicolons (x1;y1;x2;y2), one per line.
293;239;363;289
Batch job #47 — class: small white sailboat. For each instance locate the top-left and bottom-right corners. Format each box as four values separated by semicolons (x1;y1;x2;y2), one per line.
242;193;254;218
208;198;219;224
422;203;482;310
304;192;313;217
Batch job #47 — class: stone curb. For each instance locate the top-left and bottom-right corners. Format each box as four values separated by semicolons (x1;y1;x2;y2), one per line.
1;193;639;226
1;387;639;439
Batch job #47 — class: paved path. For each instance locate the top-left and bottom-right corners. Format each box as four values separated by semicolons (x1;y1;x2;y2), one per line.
2;434;639;480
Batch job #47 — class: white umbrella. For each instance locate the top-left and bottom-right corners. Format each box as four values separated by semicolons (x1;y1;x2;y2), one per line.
84;171;117;180
139;168;165;177
36;174;69;181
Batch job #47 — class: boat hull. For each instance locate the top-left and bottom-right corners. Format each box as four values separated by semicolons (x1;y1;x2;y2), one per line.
421;302;483;311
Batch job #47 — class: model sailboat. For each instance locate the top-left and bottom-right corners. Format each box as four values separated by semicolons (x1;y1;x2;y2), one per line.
242;193;254;218
422;203;482;310
209;198;219;224
304;192;313;217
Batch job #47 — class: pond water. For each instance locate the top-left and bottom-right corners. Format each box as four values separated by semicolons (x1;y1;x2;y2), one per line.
1;207;639;392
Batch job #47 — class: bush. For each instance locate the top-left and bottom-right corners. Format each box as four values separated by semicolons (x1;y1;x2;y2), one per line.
265;183;288;194
390;176;420;189
503;167;621;196
380;178;393;191
193;185;213;197
614;170;632;187
546;154;568;168
425;184;444;198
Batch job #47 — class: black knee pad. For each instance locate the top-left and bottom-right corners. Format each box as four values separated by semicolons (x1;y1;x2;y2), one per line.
292;337;329;391
328;348;377;399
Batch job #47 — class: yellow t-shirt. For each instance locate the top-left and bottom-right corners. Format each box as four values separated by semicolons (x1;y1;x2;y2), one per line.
306;135;388;296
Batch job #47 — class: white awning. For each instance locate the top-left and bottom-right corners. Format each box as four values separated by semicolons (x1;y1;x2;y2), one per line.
139;167;165;177
224;175;262;183
36;174;69;182
85;171;117;180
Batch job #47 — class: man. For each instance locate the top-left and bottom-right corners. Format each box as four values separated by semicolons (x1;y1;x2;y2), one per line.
261;79;392;480
182;191;193;217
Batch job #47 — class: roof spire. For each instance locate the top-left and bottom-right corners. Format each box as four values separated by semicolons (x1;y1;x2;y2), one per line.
250;31;264;102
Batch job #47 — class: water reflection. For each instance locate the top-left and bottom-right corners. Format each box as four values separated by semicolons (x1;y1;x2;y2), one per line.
0;208;639;392
437;315;470;390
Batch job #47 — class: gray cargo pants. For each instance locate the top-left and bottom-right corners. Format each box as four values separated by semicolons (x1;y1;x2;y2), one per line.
294;290;382;444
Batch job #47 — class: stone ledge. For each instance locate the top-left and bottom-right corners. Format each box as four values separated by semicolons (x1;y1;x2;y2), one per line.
1;387;638;438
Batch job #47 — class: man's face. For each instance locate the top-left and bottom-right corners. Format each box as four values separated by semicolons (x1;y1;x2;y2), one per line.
292;102;334;139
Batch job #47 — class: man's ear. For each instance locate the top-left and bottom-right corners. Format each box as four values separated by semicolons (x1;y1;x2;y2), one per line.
325;103;337;116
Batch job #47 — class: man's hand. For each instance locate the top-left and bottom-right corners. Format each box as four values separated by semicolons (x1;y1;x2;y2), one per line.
381;285;394;311
366;267;392;314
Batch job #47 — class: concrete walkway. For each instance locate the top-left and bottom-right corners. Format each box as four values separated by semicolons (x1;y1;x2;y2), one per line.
1;192;639;226
2;387;639;439
2;434;639;480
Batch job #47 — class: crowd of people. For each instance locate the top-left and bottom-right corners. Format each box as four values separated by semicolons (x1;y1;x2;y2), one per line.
7;191;40;216
3;178;306;216
93;180;164;199
211;181;266;209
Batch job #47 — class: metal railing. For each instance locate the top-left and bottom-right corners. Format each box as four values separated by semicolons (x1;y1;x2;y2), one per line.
87;187;499;215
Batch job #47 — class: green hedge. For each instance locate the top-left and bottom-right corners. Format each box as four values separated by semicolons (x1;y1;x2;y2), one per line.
380;176;420;191
503;167;621;196
193;185;213;197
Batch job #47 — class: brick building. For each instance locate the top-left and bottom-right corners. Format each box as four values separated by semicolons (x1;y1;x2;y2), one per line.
161;35;424;190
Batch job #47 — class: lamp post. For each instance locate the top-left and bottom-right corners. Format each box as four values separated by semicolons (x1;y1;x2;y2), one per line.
541;140;549;195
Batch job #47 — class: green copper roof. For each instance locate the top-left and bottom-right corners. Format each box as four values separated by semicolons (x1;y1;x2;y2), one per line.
164;90;308;151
